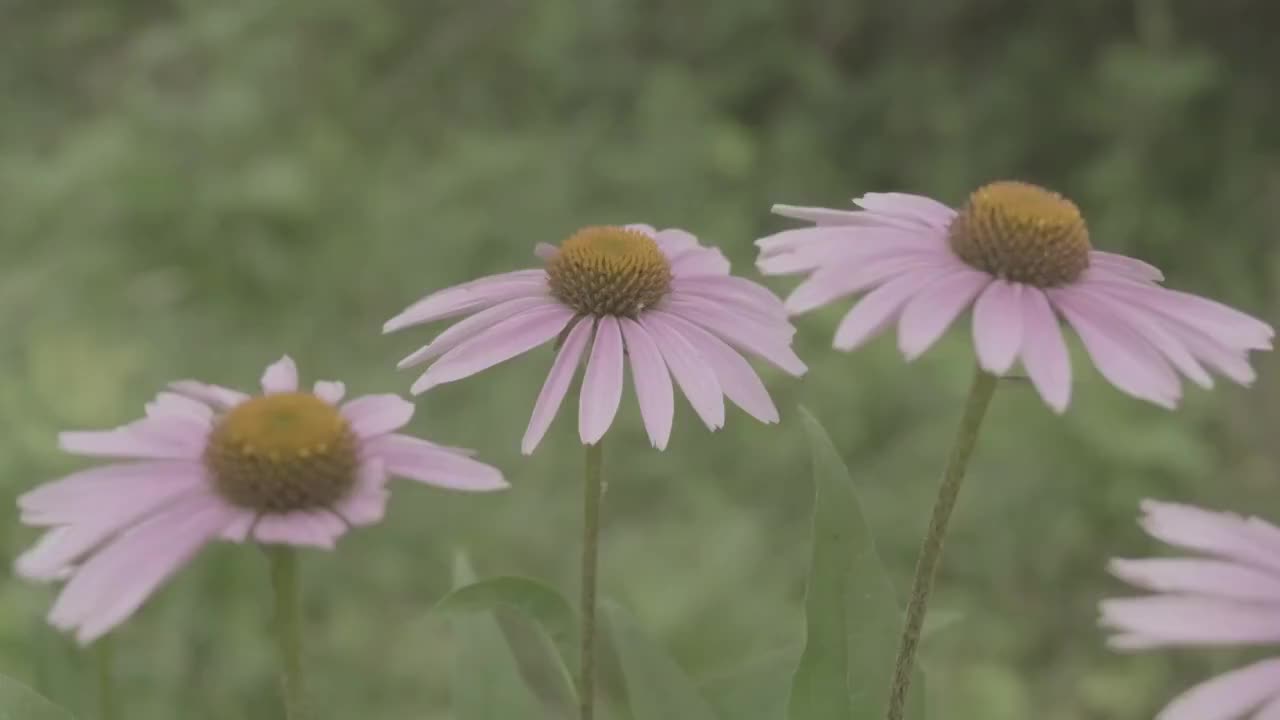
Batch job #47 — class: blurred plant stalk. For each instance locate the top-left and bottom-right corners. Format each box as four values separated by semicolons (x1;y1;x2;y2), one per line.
579;441;605;720
886;369;998;720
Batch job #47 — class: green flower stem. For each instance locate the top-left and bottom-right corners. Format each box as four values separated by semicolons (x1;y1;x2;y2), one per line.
886;369;998;720
94;635;117;720
269;546;305;720
579;441;605;720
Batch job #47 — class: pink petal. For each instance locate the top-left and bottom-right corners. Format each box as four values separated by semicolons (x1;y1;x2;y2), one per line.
144;393;213;425
1169;326;1257;386
253;510;348;549
1019;289;1072;413
770;204;864;226
168;381;249;410
59;420;205;461
1156;658;1280;720
383;269;549;333
785;250;952;315
618;317;674;450
653;228;698;254
366;434;508;491
669;246;731;277
1089;279;1273;350
19;460;207;526
660;297;807;376
220;512;257;543
1088;251;1164;282
758;229;942;276
833;267;947;351
522;318;594;454
671;275;788;321
18;468;204;580
1050;288;1181;408
638;314;725;431
1076;292;1213;389
313;381;346;404
411;303;576;394
658;313;779;424
1109;557;1280;602
534;242;558;260
1101;595;1280;647
897;269;991;360
971;280;1025;374
396;296;557;369
261;355;299;394
341;394;415;438
1139;500;1280;574
853;192;957;229
48;492;234;645
625;223;658;237
334;458;390;527
579;316;624;446
1256;694;1280;720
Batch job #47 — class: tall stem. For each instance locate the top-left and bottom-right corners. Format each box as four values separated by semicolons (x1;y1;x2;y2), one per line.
579;441;605;720
886;369;998;720
269;546;304;720
94;635;117;720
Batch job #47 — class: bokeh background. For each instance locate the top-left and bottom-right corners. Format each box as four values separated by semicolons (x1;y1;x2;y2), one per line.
2;1;1278;718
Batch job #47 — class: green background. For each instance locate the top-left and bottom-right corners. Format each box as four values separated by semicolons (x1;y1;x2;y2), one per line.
2;1;1277;717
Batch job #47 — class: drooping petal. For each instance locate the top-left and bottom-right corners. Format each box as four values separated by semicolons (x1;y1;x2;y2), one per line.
661;297;807;376
313;380;346;404
671;275;788;321
897;269;991;361
534;243;558;260
411;303;576;394
653;228;698;254
365;434;508;491
618;317;674;450
971;280;1025;375
383;269;549;333
638;314;725;431
1019;288;1072;413
658;313;779;424
1050;288;1181;408
1088;279;1273;351
396;296;557;369
1108;557;1280;602
1074;291;1213;389
17;467;206;580
1137;500;1280;574
579;316;624;445
1100;595;1280;647
522;318;594;454
833;267;949;351
341;394;415;439
1155;658;1280;720
48;492;235;645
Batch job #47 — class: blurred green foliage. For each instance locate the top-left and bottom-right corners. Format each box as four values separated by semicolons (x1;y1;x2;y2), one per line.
1;0;1278;718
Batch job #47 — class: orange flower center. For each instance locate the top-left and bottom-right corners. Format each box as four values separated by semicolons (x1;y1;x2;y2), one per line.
205;393;358;512
948;181;1091;287
546;226;673;316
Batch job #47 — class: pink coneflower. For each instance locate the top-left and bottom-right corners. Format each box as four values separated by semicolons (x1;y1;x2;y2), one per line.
15;356;507;645
1102;500;1280;720
384;224;807;453
757;181;1273;411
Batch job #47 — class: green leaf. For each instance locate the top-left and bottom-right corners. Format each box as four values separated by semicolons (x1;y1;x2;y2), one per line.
605;602;719;720
434;574;580;681
0;674;75;720
446;555;557;720
792;407;926;720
